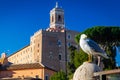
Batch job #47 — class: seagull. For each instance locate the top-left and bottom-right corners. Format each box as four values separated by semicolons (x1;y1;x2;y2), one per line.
80;34;109;62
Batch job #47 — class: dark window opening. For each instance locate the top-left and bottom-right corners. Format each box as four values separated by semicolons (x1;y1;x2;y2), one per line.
59;54;62;60
58;15;62;22
45;75;48;80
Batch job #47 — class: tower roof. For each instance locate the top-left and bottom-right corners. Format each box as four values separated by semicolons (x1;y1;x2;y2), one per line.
48;2;65;31
50;2;63;13
55;2;58;8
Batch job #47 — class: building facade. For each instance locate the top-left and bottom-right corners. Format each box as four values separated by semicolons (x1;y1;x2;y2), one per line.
0;2;79;80
0;63;55;80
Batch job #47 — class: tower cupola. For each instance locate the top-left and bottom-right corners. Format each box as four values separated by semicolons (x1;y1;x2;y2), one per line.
49;2;65;29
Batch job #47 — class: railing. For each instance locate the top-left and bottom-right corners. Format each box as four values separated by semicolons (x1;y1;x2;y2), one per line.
94;69;120;80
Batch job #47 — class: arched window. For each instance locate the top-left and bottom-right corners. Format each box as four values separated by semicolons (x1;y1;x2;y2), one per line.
67;42;71;47
58;15;62;22
49;52;53;59
57;40;61;47
59;53;62;60
67;34;71;39
45;75;49;80
52;16;54;22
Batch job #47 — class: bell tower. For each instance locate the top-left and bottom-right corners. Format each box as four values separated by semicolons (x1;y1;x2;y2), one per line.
49;2;64;29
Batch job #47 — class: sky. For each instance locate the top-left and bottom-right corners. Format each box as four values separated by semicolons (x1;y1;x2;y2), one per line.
0;0;120;56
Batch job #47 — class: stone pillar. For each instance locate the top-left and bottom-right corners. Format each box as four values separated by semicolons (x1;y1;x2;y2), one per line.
73;62;100;80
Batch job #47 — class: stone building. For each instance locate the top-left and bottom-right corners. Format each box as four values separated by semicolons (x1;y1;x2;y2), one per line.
0;2;79;80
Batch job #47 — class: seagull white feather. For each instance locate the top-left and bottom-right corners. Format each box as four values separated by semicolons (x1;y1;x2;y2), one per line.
80;34;109;62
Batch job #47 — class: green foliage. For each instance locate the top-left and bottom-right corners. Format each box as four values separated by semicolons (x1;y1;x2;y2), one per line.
74;49;88;68
50;70;68;80
75;33;81;44
76;26;120;44
67;46;76;75
75;26;120;69
67;46;88;79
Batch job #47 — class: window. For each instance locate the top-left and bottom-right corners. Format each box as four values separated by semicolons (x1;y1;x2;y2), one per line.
45;75;49;80
49;52;53;59
59;53;62;60
67;42;71;47
21;52;22;55
67;34;71;39
37;50;39;53
38;43;39;47
26;49;27;53
31;72;33;74
58;15;62;22
31;48;32;52
57;40;61;47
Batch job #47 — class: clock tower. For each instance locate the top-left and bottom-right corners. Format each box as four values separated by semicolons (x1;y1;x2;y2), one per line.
49;2;65;29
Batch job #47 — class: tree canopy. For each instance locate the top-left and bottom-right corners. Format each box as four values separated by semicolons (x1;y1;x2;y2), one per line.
75;26;120;45
75;26;120;69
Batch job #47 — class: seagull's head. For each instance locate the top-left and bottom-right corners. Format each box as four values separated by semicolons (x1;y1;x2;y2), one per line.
80;34;87;39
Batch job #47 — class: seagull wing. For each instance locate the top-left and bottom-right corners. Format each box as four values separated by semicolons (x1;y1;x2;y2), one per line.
86;39;109;59
86;39;104;53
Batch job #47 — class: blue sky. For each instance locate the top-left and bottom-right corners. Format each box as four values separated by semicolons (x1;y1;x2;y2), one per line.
0;0;120;56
